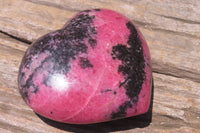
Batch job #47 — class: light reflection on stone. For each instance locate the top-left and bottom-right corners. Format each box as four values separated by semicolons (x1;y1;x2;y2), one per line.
50;73;69;91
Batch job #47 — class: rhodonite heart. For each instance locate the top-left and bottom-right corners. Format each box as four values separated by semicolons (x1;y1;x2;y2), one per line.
18;9;152;124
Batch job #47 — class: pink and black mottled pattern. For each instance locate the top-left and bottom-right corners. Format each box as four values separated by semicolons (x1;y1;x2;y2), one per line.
110;22;145;119
18;10;97;100
18;9;152;124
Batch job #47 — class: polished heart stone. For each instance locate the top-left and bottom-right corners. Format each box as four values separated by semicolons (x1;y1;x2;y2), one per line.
18;9;152;124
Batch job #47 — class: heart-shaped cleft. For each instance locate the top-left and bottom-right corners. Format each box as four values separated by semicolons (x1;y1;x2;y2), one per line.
18;9;152;124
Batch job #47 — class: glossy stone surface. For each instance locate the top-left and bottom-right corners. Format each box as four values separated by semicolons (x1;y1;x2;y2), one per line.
18;9;152;124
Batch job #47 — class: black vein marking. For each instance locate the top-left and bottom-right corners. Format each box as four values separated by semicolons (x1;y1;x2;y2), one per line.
110;21;145;119
65;14;95;41
43;76;49;86
19;56;53;99
88;38;97;48
111;101;132;119
80;57;93;68
18;11;97;101
31;84;39;93
145;56;151;69
114;91;117;95
111;21;145;103
101;89;112;93
50;111;53;114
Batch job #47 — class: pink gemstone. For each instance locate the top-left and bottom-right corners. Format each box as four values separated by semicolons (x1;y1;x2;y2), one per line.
18;9;152;124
